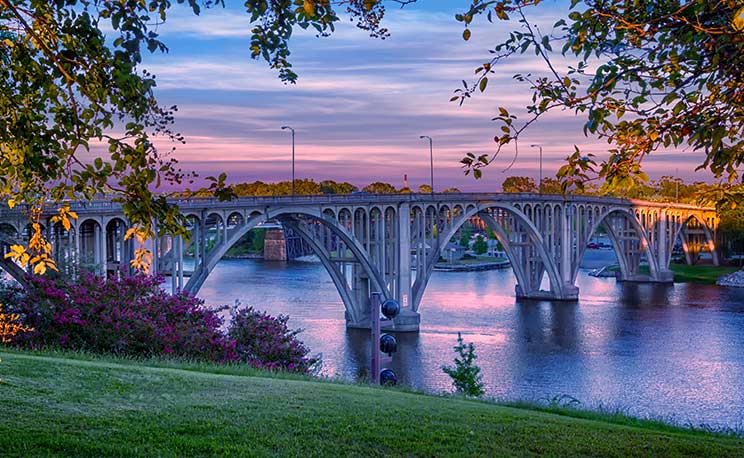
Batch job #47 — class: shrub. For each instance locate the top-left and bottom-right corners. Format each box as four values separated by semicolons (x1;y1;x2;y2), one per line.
228;304;319;374
472;235;488;255
6;272;236;361
442;332;485;397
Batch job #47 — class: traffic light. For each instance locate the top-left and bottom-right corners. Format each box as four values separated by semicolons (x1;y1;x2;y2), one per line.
379;333;397;354
379;368;398;386
381;298;400;320
370;293;400;386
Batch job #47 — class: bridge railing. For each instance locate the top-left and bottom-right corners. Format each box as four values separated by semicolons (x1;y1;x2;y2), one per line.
0;193;715;217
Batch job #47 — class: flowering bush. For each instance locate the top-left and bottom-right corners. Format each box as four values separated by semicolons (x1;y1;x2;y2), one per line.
228;305;319;374
2;274;319;374
7;273;236;361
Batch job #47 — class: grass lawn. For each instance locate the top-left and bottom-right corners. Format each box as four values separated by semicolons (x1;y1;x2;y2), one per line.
1;350;742;457
638;264;739;284
668;264;739;284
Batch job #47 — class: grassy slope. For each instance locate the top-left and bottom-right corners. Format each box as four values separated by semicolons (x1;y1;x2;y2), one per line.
636;264;739;284
668;264;739;284
0;351;742;458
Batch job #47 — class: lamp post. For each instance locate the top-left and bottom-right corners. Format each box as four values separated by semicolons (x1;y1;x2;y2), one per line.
530;144;543;194
281;126;295;196
419;135;434;194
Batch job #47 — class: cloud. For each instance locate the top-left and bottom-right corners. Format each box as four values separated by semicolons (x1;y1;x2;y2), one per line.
129;1;712;192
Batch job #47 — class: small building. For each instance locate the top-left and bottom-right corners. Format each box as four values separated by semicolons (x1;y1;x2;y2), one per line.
442;242;466;263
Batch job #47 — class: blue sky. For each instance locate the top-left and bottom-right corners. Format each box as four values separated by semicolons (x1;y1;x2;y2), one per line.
138;0;715;191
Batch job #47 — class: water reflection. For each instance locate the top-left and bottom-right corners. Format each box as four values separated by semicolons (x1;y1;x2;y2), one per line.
196;259;744;429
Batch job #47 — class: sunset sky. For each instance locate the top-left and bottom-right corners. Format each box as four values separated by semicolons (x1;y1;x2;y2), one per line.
142;0;716;191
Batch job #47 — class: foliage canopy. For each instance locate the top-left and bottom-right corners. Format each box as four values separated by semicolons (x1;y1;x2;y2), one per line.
455;0;744;201
0;0;396;272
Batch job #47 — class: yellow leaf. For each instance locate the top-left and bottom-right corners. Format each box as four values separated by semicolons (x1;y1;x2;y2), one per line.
734;7;744;32
67;211;78;220
33;262;46;275
304;0;315;17
124;227;137;241
7;199;15;209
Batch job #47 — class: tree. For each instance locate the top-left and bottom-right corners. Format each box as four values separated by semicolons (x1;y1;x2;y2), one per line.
472;235;488;255
718;194;744;265
540;178;562;195
441;332;485;397
418;184;433;193
459;227;472;248
362;182;397;194
502;176;536;193
443;187;461;193
320;180;358;195
0;0;395;273
456;1;744;202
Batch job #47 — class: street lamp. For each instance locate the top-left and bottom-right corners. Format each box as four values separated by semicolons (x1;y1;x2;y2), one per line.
530;144;543;194
419;135;434;194
281;126;295;196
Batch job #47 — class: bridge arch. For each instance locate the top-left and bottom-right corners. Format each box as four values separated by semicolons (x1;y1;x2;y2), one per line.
183;207;392;324
671;213;719;266
573;206;661;282
410;202;567;311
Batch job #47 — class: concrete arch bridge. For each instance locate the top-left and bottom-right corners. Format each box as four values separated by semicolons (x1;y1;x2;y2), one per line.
0;193;719;332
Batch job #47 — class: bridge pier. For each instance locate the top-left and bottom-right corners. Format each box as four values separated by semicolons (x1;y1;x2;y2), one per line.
515;283;579;301
346;308;421;332
618;270;675;283
263;228;287;261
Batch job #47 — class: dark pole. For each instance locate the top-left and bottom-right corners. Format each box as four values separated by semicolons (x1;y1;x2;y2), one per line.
282;126;295;196
370;292;381;385
420;135;434;193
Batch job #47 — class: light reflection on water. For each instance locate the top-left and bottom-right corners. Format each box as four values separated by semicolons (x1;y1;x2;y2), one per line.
193;258;744;429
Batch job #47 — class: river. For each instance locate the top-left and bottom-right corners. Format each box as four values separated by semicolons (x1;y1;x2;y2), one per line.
193;256;744;430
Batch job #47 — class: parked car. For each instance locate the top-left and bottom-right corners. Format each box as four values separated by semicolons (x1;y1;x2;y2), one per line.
586;242;600;249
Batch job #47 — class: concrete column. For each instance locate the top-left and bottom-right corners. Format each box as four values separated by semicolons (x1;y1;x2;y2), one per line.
93;222;101;270
560;203;572;284
150;221;158;276
100;219;108;276
222;214;228;246
73;223;80;276
171;236;177;294
200;218;207;270
655;209;674;281
394;202;419;332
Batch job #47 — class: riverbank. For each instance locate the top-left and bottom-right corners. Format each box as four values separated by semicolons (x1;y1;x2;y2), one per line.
589;263;740;285
633;264;740;284
0;349;740;457
434;257;509;272
669;264;739;284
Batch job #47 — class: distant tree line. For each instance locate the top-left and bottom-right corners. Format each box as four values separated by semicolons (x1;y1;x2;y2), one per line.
185;179;461;197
